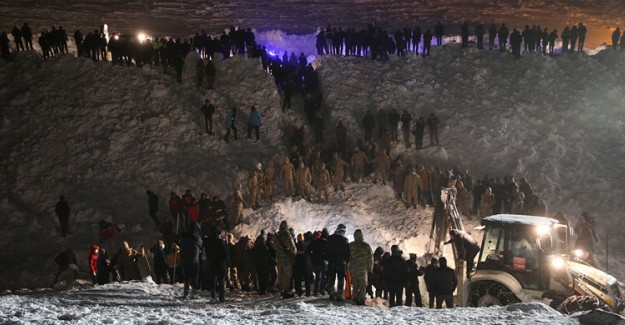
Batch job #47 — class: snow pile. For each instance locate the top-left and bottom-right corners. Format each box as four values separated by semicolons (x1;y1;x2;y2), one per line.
0;282;578;324
2;37;625;293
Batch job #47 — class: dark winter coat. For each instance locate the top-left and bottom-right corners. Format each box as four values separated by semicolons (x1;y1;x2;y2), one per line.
307;237;327;266
204;233;229;275
252;235;272;271
433;259;458;295
406;259;424;286
55;200;70;220
151;244;169;275
294;241;312;275
424;263;437;292
325;231;350;266
445;230;480;261
180;223;203;264
382;252;407;287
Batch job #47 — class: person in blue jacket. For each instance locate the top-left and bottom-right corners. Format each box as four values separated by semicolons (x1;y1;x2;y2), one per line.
247;106;262;141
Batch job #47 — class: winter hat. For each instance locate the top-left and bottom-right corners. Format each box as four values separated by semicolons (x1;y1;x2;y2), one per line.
391;245;400;253
409;253;417;261
337;224;346;231
439;256;448;267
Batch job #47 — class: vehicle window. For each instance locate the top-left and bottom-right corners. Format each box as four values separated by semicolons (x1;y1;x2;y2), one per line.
505;228;541;289
479;227;504;266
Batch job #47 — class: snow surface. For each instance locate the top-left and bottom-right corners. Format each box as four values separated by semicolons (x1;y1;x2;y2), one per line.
1;27;625;324
0;281;579;324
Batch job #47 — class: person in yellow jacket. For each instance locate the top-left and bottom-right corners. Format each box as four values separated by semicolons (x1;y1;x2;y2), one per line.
295;161;312;200
280;157;296;197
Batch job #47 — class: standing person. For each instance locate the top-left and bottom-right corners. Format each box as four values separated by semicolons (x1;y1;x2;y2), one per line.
204;59;216;89
146;190;160;227
335;120;348;157
89;244;99;284
400;110;412;147
51;248;79;287
348;229;373;305
204;226;228;302
405;253;424;307
308;229;328;296
388;109;400;141
433;256;457;309
445;229;480;278
404;167;421;209
201;100;215;134
252;231;272;295
96;248;112;285
434;21;444;46
21;23;33;51
247;106;262;141
224;107;238;143
272;220;297;298
295;162;312;201
612;27;621;50
423;29;433;56
325;224;350;301
382;245;407;307
151;240;170;285
55;195;71;237
475;22;485;49
377;108;389;140
362;110;375;143
180;222;203;298
423;257;438;308
413;117;425;150
488;24;497;50
168;192;182;220
498;24;509;52
577;23;587;52
426;113;439;147
280;157;296;197
11;26;24;51
461;22;470;48
232;182;247;227
293;234;313;297
1;32;11;62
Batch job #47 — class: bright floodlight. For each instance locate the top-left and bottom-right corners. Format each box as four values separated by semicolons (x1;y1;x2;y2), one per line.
536;224;550;236
138;33;147;42
574;249;584;258
551;257;565;269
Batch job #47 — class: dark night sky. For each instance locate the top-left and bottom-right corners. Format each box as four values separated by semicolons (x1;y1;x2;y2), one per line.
0;0;623;47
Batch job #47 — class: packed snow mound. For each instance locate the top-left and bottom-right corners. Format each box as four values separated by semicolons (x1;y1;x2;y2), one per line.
2;43;625;291
0;282;579;324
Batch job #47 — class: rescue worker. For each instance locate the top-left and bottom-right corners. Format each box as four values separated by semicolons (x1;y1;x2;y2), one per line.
331;152;349;192
456;181;472;219
423;257;438;308
404;167;421;209
272;220;297;298
479;186;495;218
180;223;203;298
314;162;331;202
248;169;261;210
373;150;390;185
280;157;296;197
296;161;312;200
445;229;480;278
264;160;276;201
350;147;368;183
232;182;247;227
348;229;373;305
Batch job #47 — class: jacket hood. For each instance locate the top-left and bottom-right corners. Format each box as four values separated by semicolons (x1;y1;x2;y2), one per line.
353;229;364;242
279;220;288;231
90;244;99;254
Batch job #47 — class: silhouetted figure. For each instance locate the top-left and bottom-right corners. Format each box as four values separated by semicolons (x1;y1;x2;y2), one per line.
577;23;587;52
434;21;444;46
21;23;33;51
488;24;497;50
0;32;10;62
423;29;433;56
510;29;522;59
548;29;558;54
413;117;425;150
475;23;485;49
426;113;439;146
55;196;71;236
561;26;571;53
224;108;238;143
460;22;469;48
497;24;509;52
363;110;375;143
612;27;621;50
201;100;215;134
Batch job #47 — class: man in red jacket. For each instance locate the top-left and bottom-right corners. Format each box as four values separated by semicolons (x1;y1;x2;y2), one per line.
89;244;99;284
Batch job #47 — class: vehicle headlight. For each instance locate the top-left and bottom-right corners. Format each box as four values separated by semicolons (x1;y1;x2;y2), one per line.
536;225;550;236
574;249;584;258
552;257;565;269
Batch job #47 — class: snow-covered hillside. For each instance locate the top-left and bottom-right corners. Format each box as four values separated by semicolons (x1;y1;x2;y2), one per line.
2;30;625;298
